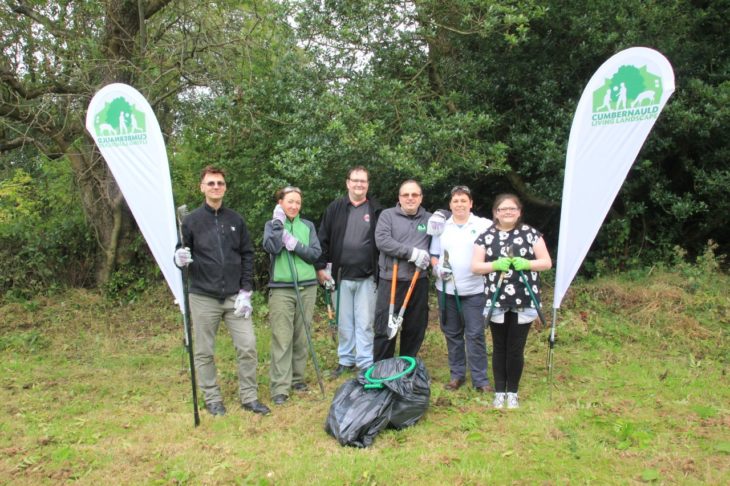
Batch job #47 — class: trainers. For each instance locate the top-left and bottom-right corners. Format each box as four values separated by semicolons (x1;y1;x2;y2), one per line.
331;364;355;378
205;401;227;416
292;382;308;392
241;400;271;416
492;393;506;409
506;392;519;409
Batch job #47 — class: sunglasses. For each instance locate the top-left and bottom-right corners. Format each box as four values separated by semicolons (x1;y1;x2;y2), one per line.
205;181;226;187
399;192;422;198
450;185;471;195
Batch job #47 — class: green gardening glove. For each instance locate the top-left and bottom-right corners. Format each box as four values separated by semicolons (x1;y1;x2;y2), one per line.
511;257;531;271
492;257;512;272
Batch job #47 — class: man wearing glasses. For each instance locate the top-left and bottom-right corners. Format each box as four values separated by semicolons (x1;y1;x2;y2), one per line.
316;166;382;377
373;180;432;361
174;165;270;416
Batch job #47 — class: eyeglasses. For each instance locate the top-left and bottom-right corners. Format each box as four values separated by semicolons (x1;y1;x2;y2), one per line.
450;185;471;196
205;181;226;187
282;186;301;195
496;207;519;213
349;178;368;184
399;192;422;198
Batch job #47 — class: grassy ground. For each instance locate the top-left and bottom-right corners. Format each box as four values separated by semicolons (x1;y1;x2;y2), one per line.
1;265;728;485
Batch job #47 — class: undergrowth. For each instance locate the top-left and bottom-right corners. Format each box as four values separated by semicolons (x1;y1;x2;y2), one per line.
0;264;728;484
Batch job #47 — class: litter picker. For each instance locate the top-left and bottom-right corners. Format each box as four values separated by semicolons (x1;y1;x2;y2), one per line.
285;250;326;398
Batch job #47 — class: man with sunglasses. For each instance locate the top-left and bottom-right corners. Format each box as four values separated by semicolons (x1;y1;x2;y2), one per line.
373;179;432;361
316;166;382;377
174;165;270;417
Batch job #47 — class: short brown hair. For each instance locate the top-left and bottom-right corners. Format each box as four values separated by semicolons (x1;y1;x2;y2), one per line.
200;165;226;182
347;166;369;181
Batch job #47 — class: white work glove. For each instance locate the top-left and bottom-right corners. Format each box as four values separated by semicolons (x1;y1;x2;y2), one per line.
174;247;193;267
273;204;286;224
282;229;299;251
427;210;448;236
409;248;430;270
433;263;453;281
234;289;253;318
319;265;336;291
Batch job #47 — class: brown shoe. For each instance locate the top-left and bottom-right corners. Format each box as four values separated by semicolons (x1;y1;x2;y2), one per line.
445;378;465;391
475;383;495;393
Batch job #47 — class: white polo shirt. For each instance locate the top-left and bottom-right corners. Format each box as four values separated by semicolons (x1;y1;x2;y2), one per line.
429;213;492;296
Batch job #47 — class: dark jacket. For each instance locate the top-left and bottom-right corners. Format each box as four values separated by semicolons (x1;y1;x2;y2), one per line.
178;203;254;299
315;195;383;283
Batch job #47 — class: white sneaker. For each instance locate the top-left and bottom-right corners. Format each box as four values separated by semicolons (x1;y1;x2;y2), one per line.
493;392;506;409
506;392;519;409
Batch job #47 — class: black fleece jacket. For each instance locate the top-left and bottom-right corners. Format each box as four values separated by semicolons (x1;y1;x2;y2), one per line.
315;195;382;283
178;203;254;300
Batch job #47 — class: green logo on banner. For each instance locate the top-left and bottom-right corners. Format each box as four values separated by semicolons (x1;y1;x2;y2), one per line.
591;65;663;126
93;97;147;147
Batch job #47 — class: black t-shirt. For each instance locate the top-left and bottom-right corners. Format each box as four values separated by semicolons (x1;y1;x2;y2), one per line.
340;202;374;280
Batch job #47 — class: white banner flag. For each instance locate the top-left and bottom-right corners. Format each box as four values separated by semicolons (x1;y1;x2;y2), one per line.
554;47;675;309
85;83;184;312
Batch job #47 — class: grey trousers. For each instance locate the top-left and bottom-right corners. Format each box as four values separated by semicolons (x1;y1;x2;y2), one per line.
189;293;259;404
268;285;317;397
437;290;490;387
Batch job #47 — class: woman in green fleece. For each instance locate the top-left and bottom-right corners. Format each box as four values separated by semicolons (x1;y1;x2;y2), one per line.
263;186;322;405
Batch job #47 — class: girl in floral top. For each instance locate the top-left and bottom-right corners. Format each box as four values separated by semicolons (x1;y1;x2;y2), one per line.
472;194;552;409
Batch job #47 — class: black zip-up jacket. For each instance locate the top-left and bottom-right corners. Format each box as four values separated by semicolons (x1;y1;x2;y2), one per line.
177;202;254;299
315;195;383;283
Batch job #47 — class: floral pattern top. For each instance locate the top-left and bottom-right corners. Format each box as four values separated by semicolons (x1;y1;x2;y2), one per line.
474;223;543;310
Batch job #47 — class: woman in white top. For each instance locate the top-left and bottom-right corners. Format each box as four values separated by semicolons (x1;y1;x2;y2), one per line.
429;186;493;392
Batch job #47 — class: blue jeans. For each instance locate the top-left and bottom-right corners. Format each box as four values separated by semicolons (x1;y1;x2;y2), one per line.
437;290;490;387
335;277;376;369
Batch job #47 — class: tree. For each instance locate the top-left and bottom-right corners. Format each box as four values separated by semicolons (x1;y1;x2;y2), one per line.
0;0;289;285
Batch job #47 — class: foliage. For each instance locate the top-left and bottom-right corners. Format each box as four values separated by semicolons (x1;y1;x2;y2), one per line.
1;1;729;295
0;160;95;298
0;268;728;483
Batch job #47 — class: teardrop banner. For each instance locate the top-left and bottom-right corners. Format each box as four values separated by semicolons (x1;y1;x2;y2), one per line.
554;47;675;310
85;83;184;309
86;83;199;426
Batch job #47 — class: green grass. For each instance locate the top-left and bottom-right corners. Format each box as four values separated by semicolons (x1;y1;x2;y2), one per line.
1;267;728;485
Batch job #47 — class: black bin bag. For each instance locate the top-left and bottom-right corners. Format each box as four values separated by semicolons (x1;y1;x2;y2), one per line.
324;356;430;447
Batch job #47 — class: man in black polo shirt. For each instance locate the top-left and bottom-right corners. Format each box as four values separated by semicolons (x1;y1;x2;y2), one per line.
316;166;382;377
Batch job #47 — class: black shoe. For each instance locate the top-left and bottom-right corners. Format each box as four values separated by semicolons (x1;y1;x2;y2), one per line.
272;394;288;405
292;382;308;392
331;364;355;378
242;400;271;416
205;401;226;416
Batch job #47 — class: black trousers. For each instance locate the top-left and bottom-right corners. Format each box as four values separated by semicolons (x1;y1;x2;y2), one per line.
373;277;429;362
489;311;532;393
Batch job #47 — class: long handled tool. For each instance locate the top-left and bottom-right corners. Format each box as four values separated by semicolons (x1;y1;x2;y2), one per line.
386;260;399;338
175;205;200;427
325;289;337;343
285;251;326;398
442;250;464;327
388;268;421;340
516;268;553;391
484;270;506;326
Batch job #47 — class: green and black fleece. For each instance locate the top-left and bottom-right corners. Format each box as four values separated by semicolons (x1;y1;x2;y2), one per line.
263;215;322;287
